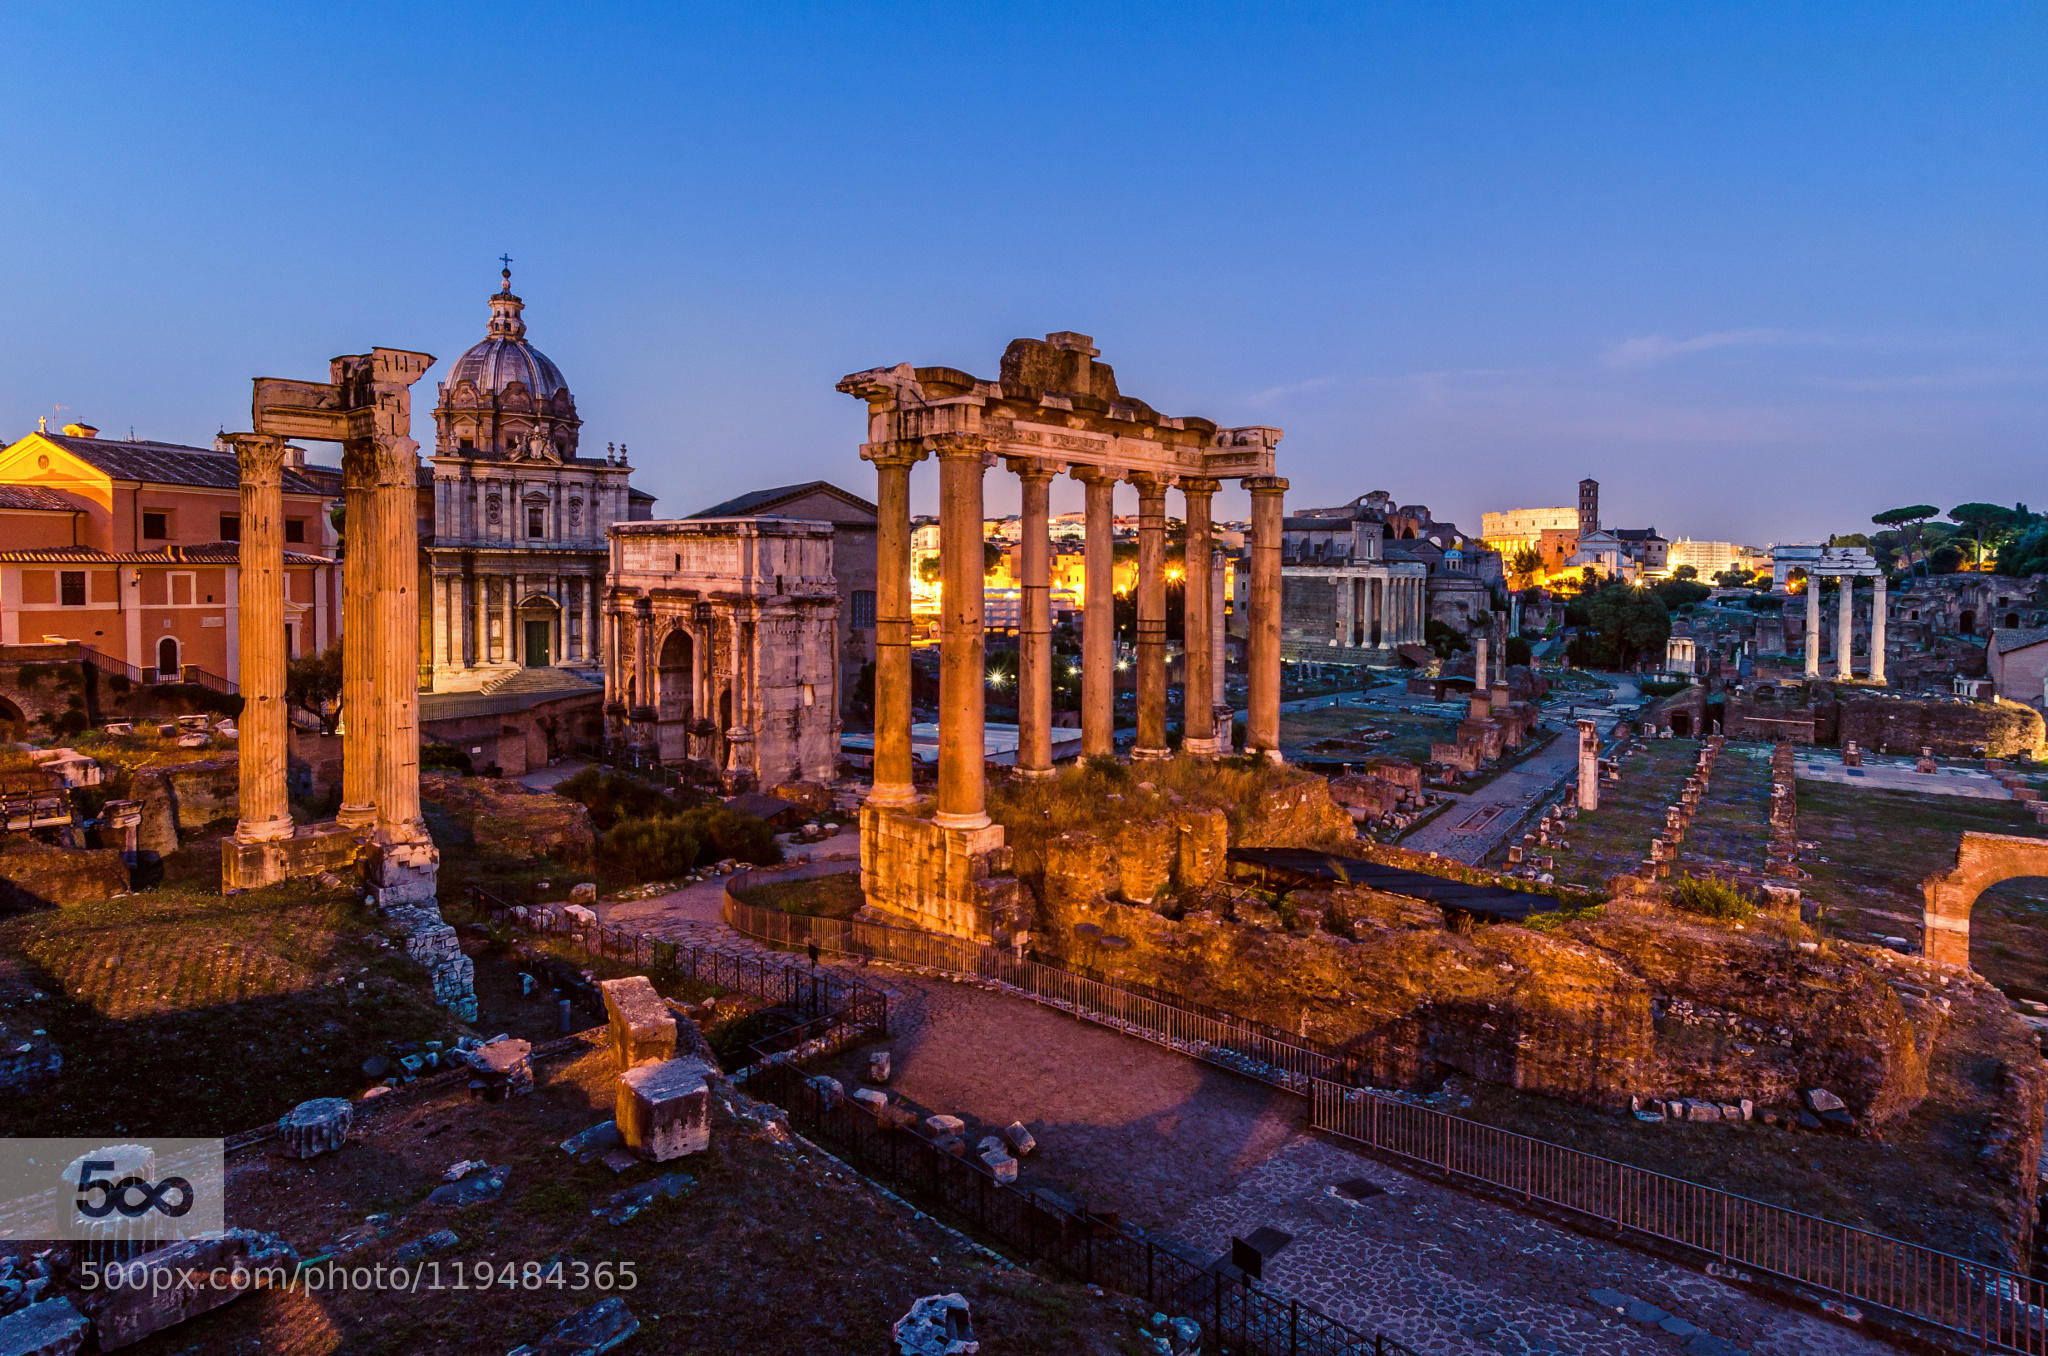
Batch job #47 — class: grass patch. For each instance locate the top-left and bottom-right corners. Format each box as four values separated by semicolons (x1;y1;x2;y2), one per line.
1520;903;1605;933
1669;872;1758;922
735;872;866;921
992;753;1324;849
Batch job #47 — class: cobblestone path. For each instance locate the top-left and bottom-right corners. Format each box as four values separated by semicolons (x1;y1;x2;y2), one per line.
594;882;1908;1355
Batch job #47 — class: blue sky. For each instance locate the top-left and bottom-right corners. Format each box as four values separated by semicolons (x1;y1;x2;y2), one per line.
3;3;2041;544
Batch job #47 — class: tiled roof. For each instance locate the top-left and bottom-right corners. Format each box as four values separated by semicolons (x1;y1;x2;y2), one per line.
0;543;333;566
689;480;876;519
41;435;332;496
1992;627;2048;654
1613;527;1666;542
0;485;86;512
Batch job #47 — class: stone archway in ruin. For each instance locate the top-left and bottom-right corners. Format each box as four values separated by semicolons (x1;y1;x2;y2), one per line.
655;628;695;763
1922;831;2048;967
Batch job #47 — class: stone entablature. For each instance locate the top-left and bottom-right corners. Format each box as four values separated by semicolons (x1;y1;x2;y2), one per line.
604;518;840;790
1280;560;1429;661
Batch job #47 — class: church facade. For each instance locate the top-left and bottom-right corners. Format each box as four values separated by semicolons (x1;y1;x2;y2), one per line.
418;268;652;692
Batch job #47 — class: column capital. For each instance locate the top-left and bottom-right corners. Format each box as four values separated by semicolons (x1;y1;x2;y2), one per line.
860;439;929;469
1127;470;1175;496
226;432;290;483
341;434;422;490
1179;477;1223;498
925;431;991;463
1003;456;1062;484
1069;464;1123;487
1244;475;1290;495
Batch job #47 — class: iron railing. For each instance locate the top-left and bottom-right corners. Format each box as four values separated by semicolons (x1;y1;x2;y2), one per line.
724;888;2048;1355
757;1064;1418;1356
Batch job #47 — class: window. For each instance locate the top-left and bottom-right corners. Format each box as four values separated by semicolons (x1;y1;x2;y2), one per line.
142;511;168;540
59;572;85;607
527;506;545;539
284;518;306;543
219;514;240;541
850;589;876;629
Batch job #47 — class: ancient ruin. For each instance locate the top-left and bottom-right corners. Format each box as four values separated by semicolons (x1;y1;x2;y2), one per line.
844;334;1285;941
603;517;840;789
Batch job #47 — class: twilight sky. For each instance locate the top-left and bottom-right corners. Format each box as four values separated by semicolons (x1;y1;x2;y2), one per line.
2;3;2042;545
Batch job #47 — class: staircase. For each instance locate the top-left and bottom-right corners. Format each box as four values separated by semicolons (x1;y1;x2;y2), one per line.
479;666;600;698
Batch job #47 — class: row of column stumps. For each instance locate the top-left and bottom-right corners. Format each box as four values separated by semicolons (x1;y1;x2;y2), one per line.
1801;572;1888;684
863;433;1286;821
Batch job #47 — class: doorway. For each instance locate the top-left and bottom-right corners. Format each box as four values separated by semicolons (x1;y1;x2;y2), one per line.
156;636;180;682
524;620;551;667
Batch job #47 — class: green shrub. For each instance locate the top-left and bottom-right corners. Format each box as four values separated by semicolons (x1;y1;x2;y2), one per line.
420;742;474;775
677;805;781;867
1522;904;1605;933
557;767;679;830
1670;872;1757;922
602;816;701;883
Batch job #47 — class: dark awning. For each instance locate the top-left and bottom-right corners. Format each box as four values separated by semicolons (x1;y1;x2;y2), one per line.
1226;847;1552;923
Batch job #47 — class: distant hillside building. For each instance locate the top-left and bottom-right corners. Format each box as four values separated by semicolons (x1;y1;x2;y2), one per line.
1481;505;1578;552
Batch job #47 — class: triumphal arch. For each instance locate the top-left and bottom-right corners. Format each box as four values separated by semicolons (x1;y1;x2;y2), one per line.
842;332;1286;941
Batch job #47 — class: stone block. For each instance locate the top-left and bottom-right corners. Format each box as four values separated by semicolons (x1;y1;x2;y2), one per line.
923;1114;965;1137
466;1038;534;1100
806;1074;843;1107
276;1097;352;1159
616;1056;715;1162
92;1229;296;1350
980;1148;1018;1184
600;976;676;1070
1003;1121;1036;1157
570;882;599;905
893;1292;977;1356
852;1087;889;1112
506;1296;639;1355
0;1297;88;1356
868;1049;892;1083
564;903;599;929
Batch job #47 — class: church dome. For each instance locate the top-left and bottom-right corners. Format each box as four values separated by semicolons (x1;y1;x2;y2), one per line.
444;269;570;401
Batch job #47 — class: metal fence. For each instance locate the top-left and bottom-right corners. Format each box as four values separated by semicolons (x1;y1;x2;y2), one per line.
756;1064;1418;1356
1312;1084;2048;1353
724;886;2048;1355
467;885;889;1048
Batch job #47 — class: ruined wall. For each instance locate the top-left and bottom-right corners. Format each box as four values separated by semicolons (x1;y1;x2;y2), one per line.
0;839;129;909
131;756;239;857
1837;695;2046;759
420;772;596;866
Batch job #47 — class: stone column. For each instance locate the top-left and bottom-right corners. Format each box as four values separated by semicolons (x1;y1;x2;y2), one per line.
372;435;426;843
1012;458;1057;778
933;434;991;829
1578;718;1601;811
585;574;600;665
864;444;923;808
337;454;380;831
1870;574;1888;686
1246;476;1287;761
1074;467;1117;759
229;434;292;844
1473;631;1489;692
1130;472;1171;760
1836;576;1854;681
1181;479;1221;756
633;600;655;716
1804;577;1821;678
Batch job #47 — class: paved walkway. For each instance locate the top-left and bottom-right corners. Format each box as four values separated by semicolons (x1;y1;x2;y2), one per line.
1402;730;1581;865
516;757;593;791
592;887;1904;1355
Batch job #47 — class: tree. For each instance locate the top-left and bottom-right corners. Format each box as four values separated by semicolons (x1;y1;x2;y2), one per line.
983;539;1004;575
287;642;343;731
1872;505;1939;574
1573;581;1670;670
1672;564;1698;581
1507;546;1543;589
1653;578;1709;611
1950;503;2017;568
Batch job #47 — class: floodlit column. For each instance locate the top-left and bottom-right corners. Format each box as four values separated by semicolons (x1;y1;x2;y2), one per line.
1131;472;1171;760
1577;718;1601;811
1180;479;1221;755
1074;467;1117;759
1836;576;1854;680
1804;578;1821;678
864;444;923;807
1870;575;1888;686
229;434;292;844
1013;458;1056;778
1474;632;1489;691
634;600;654;714
1246;476;1287;761
933;434;991;829
1211;548;1229;749
337;454;380;830
372;437;426;841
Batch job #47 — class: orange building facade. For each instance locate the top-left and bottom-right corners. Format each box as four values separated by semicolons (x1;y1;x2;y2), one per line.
0;426;339;681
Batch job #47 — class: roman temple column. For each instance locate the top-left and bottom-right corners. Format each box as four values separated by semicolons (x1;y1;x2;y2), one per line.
1870;574;1888;685
1012;458;1057;778
1211;548;1229;749
1804;577;1821;678
1836;575;1854;680
1074;467;1117;759
371;429;428;843
1131;472;1171;760
1180;479;1221;755
337;448;381;831
933;434;991;829
1246;476;1287;760
229;433;293;845
864;442;923;808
